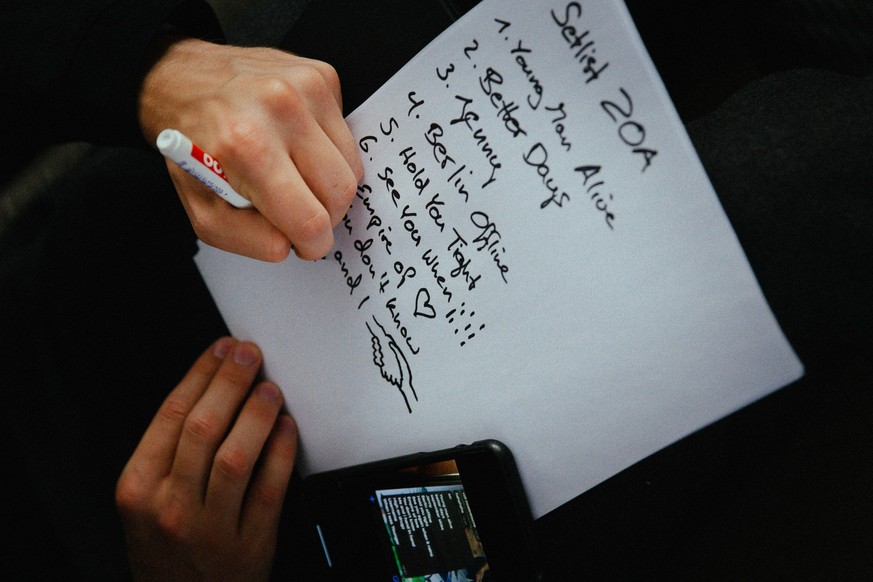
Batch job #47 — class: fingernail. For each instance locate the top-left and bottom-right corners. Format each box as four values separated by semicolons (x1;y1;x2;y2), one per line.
278;414;298;437
213;337;234;359
233;343;258;366
257;382;283;406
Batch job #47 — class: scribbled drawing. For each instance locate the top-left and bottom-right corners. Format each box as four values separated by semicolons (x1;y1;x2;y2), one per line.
366;316;418;413
414;287;437;319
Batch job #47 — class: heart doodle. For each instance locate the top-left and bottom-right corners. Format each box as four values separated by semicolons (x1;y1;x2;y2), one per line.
413;288;437;319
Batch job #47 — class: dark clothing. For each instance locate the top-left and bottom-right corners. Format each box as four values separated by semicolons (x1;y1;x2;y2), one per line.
0;0;222;182
1;2;223;579
1;1;872;580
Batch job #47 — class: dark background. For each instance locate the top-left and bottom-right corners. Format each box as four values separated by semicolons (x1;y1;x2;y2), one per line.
1;1;870;580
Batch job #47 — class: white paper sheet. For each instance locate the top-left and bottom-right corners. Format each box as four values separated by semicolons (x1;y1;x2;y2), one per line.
195;0;804;518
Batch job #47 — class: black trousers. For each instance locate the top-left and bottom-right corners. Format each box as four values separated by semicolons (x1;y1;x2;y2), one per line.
2;1;871;579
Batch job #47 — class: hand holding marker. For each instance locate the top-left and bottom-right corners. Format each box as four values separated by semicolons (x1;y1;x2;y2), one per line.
156;129;253;209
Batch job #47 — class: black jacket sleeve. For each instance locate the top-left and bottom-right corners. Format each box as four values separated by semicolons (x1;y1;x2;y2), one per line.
1;0;223;176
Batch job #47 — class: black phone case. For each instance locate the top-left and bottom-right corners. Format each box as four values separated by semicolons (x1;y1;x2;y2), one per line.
301;440;542;581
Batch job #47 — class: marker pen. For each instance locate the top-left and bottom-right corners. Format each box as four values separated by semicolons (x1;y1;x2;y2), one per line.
156;129;253;209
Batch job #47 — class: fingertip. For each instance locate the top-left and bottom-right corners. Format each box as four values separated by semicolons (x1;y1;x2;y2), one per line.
232;341;261;367
255;381;283;408
262;234;293;263
231;232;291;263
293;235;334;261
181;189;295;263
293;244;329;261
278;413;297;439
212;337;236;360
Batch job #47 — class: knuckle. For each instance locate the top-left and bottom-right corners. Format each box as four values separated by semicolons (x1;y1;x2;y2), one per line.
156;500;191;542
222;118;270;161
262;235;292;263
296;209;332;243
251;481;285;507
259;77;306;120
157;394;190;425
188;207;220;243
215;445;252;480
115;472;148;516
311;59;338;80
309;60;341;96
295;62;327;90
183;411;222;445
261;76;295;104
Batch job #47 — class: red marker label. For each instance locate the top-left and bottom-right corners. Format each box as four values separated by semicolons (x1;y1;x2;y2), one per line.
190;144;229;182
156;129;252;208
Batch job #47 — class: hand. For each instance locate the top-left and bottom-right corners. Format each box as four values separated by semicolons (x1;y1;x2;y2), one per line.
116;338;298;582
139;39;364;261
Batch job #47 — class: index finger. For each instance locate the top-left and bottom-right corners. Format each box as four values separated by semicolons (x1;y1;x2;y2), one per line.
123;338;235;486
169;164;293;262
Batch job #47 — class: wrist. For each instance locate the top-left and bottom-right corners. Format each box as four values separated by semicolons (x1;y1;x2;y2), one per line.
138;2;224;146
138;37;215;146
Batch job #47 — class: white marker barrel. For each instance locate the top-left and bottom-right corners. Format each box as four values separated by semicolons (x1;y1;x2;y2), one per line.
157;129;253;209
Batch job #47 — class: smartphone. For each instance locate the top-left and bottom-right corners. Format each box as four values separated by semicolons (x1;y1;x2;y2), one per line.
301;440;541;581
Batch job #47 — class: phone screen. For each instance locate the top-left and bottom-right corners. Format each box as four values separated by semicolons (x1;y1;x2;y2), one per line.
360;461;488;581
304;441;537;581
